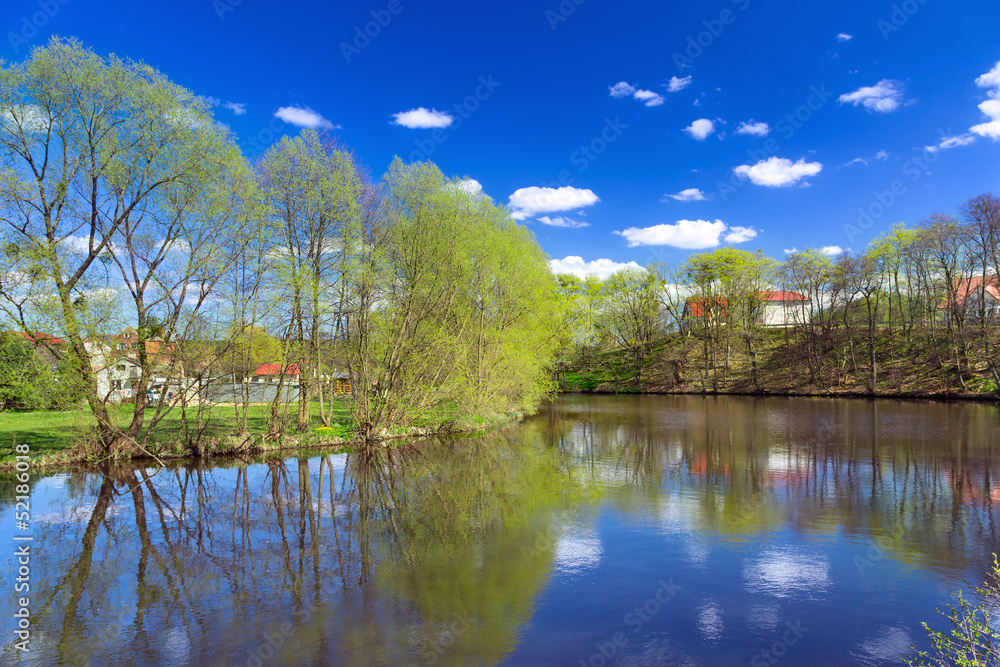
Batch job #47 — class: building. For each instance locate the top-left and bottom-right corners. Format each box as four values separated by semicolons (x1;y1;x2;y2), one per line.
758;291;810;327
939;275;1000;322
681;291;810;331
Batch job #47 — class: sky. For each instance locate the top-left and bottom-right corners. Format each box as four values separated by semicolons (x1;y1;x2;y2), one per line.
3;0;1000;279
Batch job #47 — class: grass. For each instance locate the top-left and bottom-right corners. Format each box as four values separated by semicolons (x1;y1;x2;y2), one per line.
0;399;356;465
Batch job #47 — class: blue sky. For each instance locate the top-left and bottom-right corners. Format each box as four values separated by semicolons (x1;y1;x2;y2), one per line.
4;0;1000;279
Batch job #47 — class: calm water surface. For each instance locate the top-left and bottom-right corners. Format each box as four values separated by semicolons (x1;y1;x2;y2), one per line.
2;395;999;666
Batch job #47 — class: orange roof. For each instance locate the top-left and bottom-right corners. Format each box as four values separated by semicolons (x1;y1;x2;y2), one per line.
14;332;66;344
939;275;1000;309
685;297;728;317
255;363;300;376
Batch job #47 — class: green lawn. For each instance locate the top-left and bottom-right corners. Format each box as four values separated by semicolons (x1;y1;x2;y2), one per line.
0;400;355;464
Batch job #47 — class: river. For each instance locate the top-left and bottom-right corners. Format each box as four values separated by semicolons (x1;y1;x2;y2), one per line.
2;395;998;666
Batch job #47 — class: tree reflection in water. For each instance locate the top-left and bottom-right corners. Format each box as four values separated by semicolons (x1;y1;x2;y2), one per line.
2;396;998;666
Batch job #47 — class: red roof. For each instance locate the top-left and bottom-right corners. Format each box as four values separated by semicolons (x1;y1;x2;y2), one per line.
255;363;301;376
939;275;1000;309
14;332;66;344
685;297;728;317
759;291;809;302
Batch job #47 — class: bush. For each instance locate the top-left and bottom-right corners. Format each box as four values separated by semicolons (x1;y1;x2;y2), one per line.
904;555;1000;666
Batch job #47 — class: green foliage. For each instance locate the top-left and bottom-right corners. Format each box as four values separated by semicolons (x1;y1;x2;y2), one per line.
0;333;85;410
904;555;1000;667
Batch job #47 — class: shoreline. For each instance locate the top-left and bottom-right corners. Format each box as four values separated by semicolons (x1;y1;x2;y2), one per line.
558;388;1000;404
0;410;525;474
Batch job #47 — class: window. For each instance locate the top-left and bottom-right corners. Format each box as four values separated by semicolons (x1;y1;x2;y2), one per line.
112;379;122;390
116;364;126;371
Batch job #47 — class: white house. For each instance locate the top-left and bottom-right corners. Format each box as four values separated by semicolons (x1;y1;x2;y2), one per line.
758;291;810;327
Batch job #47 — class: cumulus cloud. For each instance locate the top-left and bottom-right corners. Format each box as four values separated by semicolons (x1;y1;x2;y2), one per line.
633;89;665;107
537;216;589;229
223;102;247;115
724;226;758;243
784;247;799;254
391;107;454;129
734;157;822;187
928;134;978;152
970;61;1000;138
507;186;600;221
615;219;757;249
667;76;692;93
665;188;708;202
685;118;715;140
274;106;335;129
837;33;853;42
609;81;636;98
610;81;664;107
549;256;643;280
821;245;848;256
447;178;484;200
838;80;906;113
735;120;770;137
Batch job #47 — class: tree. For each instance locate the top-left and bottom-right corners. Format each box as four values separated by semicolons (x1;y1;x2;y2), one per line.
346;160;559;441
0;38;247;454
905;555;1000;667
258;129;363;433
598;267;660;387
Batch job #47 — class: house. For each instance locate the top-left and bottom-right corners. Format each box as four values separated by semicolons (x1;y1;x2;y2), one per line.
758;291;810;327
939;275;1000;322
682;292;810;331
254;363;301;384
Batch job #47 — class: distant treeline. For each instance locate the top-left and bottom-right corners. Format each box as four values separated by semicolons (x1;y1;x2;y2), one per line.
555;194;1000;396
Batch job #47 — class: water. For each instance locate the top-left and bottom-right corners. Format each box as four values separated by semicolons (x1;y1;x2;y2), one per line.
2;395;998;666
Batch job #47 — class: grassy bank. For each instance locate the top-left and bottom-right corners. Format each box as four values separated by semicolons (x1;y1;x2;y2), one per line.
562;327;1000;400
0;399;525;470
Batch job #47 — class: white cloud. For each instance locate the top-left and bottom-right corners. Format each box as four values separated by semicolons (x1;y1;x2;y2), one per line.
734;157;823;187
609;81;636;98
665;188;708;202
448;178;484;199
391;107;453;129
975;60;1000;92
838;80;906;113
735;120;770;137
821;245;848;256
927;134;977;152
837;33;853;42
842;150;888;167
223;102;247;116
274;106;335;129
684;118;715;141
615;219;756;249
537;216;589;229
0;104;50;133
549;256;643;280
507;186;600;221
724;226;758;243
668;76;692;93
610;81;664;107
971;98;1000;139
633;89;665;107
783;247;799;254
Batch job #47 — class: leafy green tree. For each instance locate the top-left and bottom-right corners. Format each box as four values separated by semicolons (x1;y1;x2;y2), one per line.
0;38;247;453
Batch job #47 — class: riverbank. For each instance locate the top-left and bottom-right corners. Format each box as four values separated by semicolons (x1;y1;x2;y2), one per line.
561;328;1000;401
0;402;524;471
